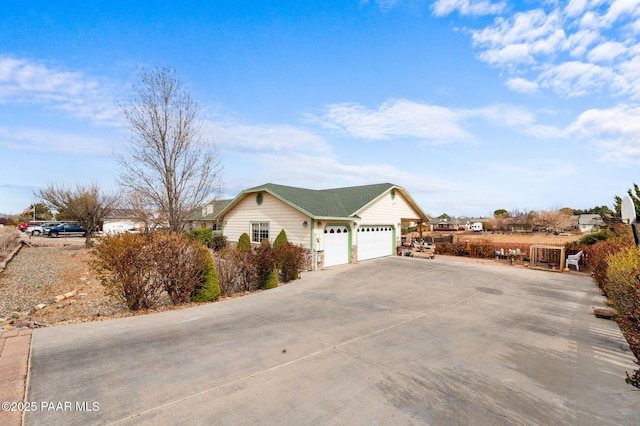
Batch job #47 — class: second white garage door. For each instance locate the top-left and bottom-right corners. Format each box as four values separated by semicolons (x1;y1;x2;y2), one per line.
358;226;393;261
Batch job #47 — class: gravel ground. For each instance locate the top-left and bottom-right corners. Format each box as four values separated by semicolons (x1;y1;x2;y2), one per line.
0;235;129;327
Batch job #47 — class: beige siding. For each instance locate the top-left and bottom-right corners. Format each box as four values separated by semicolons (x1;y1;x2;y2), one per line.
357;191;423;247
358;192;422;224
222;193;311;247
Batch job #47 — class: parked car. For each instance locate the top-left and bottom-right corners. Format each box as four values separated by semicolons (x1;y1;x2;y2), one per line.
25;222;61;236
17;222;31;232
48;224;90;237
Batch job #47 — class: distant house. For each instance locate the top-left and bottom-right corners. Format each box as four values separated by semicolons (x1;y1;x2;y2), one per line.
188;199;232;231
102;209;144;234
215;183;428;269
578;214;605;233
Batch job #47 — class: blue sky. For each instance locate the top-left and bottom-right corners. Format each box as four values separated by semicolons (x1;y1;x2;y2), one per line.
1;0;639;217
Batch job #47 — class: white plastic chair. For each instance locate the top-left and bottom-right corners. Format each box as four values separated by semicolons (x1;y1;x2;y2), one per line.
566;251;583;271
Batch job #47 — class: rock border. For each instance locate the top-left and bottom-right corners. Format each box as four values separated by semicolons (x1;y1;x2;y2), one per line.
0;242;23;273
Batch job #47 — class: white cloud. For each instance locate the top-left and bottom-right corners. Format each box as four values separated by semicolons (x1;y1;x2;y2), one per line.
307;99;472;144
567;103;640;161
587;41;628;62
0;56;121;125
431;0;506;17
505;77;539;93
539;61;615;97
444;1;640;99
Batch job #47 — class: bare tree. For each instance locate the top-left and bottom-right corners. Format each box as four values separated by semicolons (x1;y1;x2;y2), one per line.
119;67;223;232
36;183;118;248
120;190;168;234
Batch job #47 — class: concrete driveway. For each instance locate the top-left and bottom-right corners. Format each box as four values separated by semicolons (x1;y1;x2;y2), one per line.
25;257;639;425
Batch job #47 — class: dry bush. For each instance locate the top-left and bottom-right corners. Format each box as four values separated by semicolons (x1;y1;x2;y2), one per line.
275;242;306;282
214;247;259;296
150;232;212;305
0;227;20;256
91;232;213;309
91;233;164;310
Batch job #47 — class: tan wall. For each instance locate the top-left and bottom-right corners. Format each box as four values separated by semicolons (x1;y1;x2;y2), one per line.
357;191;423;245
222;192;311;247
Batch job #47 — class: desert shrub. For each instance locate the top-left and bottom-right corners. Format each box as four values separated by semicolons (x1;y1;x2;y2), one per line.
255;239;277;287
605;246;640;325
187;228;213;247
91;232;214;309
273;229;288;248
237;232;252;251
192;248;221;302
151;232;211;305
91;233;164;310
0;227;20;256
275;242;306;282
214;247;258;295
261;269;279;289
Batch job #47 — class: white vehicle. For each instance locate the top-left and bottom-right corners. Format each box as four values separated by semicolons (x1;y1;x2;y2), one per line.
471;222;483;232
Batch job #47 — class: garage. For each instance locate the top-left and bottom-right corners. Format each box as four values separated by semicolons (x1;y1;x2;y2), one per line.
323;225;350;267
357;225;393;261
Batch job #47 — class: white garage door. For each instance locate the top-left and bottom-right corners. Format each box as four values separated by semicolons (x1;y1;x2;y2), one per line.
324;226;349;267
358;226;393;261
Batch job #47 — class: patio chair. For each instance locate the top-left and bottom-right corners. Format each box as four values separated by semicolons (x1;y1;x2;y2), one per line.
566;251;583;271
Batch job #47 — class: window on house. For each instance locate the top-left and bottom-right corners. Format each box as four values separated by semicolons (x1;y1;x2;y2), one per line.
251;222;269;243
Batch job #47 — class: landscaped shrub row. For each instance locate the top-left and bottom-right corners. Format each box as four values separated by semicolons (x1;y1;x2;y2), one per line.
213;233;306;296
91;231;220;310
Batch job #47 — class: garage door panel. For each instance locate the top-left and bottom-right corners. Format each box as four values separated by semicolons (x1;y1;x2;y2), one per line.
324;226;349;267
358;226;393;261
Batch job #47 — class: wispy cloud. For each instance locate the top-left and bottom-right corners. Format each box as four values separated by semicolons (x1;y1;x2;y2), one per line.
437;1;640;99
308;98;567;143
202;120;330;153
0;56;122;125
432;0;506;17
305;99;472;144
0;126;115;156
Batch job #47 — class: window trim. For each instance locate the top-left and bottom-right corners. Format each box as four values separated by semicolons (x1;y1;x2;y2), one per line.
250;221;270;244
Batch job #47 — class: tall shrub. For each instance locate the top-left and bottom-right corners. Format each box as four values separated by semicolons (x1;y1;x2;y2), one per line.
273;229;288;248
192;247;221;302
237;232;251;251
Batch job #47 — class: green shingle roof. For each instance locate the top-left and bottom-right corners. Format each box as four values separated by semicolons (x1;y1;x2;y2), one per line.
236;182;425;219
188;199;232;221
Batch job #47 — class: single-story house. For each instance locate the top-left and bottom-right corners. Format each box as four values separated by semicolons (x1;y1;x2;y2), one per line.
216;182;428;270
102;209;144;234
578;214;605;233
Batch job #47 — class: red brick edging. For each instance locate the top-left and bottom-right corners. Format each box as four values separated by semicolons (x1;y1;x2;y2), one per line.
0;329;32;426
